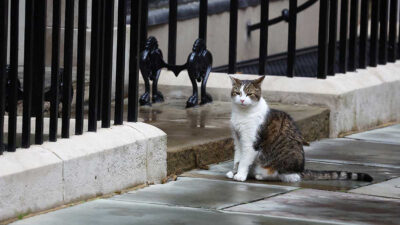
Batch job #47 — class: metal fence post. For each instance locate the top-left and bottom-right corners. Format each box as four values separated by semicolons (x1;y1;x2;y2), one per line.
50;0;61;140
228;0;238;74
128;0;142;122
379;0;389;65
348;0;358;71
339;0;349;73
168;0;178;64
287;0;297;77
101;0;115;128
22;0;35;148
0;0;8;153
115;0;127;125
258;0;269;75
62;0;75;138
370;0;380;67
317;0;330;78
359;0;369;69
8;0;19;151
76;0;88;134
328;0;338;75
199;0;208;42
33;0;47;144
89;0;102;131
388;0;398;62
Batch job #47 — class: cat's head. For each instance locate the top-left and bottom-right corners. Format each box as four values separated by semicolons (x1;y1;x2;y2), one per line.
229;76;265;108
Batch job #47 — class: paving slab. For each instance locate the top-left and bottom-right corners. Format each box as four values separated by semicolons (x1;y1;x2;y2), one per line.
350;177;400;199
225;189;400;225
111;177;297;210
10;199;340;225
182;160;393;191
305;138;400;168
346;124;400;145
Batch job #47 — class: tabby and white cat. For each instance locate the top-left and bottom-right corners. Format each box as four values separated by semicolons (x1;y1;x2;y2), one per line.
226;76;373;183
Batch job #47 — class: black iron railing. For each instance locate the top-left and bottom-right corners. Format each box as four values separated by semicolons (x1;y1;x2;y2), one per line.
1;0;400;154
0;0;144;153
225;0;400;79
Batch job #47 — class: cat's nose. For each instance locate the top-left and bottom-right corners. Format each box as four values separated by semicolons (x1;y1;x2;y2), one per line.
240;99;244;103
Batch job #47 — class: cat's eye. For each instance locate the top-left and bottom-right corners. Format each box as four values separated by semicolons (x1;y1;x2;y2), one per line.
247;93;254;96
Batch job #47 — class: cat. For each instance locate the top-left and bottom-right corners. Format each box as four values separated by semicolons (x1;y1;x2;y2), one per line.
226;76;373;183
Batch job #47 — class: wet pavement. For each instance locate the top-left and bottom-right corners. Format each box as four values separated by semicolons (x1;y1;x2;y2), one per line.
9;125;400;225
226;189;400;225
350;177;400;199
112;177;296;209
346;124;400;145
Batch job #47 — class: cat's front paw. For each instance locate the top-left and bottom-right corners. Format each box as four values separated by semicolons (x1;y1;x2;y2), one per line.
234;172;248;182
226;171;235;179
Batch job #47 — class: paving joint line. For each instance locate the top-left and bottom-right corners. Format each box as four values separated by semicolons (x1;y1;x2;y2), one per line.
343;136;400;146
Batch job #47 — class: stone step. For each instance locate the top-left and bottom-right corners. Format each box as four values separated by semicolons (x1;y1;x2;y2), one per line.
138;99;330;175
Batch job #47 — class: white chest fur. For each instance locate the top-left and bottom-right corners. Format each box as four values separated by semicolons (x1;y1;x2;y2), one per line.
231;98;269;149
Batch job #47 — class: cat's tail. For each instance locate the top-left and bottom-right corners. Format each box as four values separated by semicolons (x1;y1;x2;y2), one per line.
301;170;373;182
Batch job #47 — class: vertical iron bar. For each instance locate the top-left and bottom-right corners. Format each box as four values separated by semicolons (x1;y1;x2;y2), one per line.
97;0;105;121
339;0;349;73
258;0;269;75
228;0;238;74
33;0;47;145
287;0;297;77
348;0;358;71
328;0;338;75
89;0;101;131
50;0;61;141
62;0;75;138
115;0;127;125
75;0;87;133
140;0;148;50
22;0;35;148
0;0;8;153
199;0;208;42
128;0;142;122
102;0;115;128
388;0;398;62
8;0;19;152
75;0;88;134
379;0;389;65
168;0;177;64
370;0;380;67
359;0;369;69
398;0;400;59
317;0;330;79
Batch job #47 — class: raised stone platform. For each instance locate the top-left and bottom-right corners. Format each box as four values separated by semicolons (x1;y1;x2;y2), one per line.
138;100;329;175
154;61;400;137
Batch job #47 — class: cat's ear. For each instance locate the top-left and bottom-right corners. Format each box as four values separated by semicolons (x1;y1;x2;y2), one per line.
229;75;241;86
253;76;265;86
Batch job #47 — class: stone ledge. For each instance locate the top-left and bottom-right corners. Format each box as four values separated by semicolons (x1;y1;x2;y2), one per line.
152;61;400;137
165;103;330;175
0;122;167;222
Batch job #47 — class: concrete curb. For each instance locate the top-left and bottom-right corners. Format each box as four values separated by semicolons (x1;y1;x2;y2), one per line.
0;123;167;222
